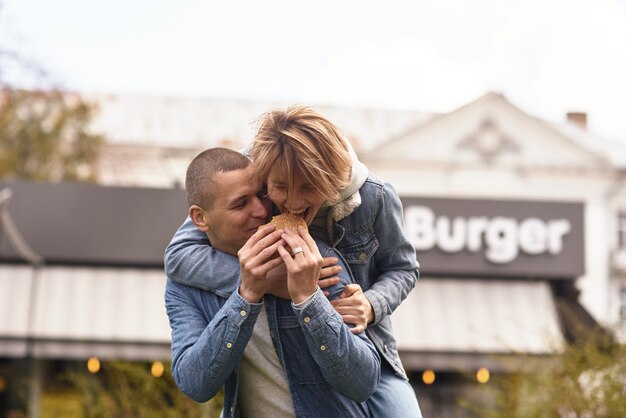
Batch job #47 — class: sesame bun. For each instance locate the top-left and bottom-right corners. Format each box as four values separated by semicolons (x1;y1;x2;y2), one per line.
265;213;308;234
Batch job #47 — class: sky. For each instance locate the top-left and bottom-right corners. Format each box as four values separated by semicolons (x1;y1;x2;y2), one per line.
1;0;626;142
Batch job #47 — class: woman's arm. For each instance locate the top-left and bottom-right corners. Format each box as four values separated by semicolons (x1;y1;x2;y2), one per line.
164;217;240;297
365;181;419;325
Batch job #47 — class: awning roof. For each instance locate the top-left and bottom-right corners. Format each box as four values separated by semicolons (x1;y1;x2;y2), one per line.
392;278;566;369
2;267;570;367
0;181;187;267
0;265;171;360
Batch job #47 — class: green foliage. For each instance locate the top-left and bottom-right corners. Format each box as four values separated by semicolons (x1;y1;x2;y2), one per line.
0;87;103;182
465;333;626;418
61;361;224;418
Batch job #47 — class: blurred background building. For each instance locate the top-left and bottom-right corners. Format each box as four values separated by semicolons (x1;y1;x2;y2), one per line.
1;91;625;417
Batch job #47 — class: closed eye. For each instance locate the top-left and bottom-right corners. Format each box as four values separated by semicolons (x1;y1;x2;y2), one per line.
231;199;247;209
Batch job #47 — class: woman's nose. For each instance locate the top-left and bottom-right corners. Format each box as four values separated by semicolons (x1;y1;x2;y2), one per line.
288;193;306;209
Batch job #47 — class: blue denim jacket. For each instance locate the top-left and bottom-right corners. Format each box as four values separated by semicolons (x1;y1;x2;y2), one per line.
164;243;380;417
165;173;418;379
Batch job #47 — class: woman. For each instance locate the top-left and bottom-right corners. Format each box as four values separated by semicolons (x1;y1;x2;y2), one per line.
165;106;422;417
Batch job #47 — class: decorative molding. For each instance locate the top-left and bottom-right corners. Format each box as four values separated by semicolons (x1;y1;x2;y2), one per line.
457;118;519;163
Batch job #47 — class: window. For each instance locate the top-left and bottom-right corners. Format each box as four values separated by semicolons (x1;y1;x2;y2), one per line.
620;283;626;322
619;212;626;250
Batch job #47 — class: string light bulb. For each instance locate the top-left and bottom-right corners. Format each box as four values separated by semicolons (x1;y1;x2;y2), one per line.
151;361;165;378
422;369;436;385
476;367;490;383
87;357;100;374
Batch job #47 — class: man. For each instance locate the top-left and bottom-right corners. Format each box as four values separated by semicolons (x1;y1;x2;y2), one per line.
165;148;380;417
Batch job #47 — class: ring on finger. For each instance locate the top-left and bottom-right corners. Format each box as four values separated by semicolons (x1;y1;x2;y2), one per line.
291;246;304;256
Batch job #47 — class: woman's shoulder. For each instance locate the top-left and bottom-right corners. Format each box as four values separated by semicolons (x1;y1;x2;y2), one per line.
340;173;384;223
360;172;395;203
360;172;383;193
358;172;403;215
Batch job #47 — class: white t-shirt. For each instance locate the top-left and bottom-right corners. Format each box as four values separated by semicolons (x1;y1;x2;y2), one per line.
238;307;296;418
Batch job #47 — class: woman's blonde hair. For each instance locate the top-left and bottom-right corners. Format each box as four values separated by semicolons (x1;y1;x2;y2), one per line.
251;105;352;208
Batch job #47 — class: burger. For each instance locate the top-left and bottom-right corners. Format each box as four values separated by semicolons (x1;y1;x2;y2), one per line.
264;213;307;234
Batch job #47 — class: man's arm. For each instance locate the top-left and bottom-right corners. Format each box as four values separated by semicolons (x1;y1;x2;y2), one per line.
164;217;240;296
165;279;262;402
166;217;340;298
293;289;381;402
279;229;380;402
364;181;419;325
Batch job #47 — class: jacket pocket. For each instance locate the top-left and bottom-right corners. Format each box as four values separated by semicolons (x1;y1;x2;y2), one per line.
340;233;379;265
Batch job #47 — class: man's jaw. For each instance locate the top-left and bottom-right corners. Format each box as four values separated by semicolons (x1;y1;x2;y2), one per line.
246;219;267;235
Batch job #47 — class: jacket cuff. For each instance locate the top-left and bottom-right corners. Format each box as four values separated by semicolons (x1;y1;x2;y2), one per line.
364;288;384;326
228;289;264;326
292;288;334;332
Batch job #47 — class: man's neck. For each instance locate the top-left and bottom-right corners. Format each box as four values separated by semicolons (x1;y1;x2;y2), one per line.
205;233;240;257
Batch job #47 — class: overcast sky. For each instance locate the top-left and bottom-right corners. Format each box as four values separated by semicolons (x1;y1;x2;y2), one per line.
1;0;625;142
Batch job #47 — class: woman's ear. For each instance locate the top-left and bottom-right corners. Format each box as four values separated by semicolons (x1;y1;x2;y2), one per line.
189;205;209;232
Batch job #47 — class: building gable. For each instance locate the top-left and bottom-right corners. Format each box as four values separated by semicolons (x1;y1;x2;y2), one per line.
362;92;611;171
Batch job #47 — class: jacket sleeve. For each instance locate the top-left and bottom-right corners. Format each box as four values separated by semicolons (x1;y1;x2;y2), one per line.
165;279;262;402
292;289;381;402
164;217;240;296
365;181;419;325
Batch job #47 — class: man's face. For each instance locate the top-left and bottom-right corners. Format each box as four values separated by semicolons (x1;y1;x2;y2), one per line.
200;167;272;255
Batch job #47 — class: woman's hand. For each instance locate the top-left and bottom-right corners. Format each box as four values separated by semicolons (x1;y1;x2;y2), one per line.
265;254;341;300
318;256;342;296
277;227;323;304
331;284;374;334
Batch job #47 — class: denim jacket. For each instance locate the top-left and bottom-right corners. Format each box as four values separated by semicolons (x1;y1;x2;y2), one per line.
164;243;380;417
165;173;418;379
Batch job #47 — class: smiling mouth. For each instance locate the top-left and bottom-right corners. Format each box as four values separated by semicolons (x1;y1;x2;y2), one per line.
286;208;310;223
248;223;265;233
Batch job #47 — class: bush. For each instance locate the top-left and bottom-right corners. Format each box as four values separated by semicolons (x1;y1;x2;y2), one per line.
59;361;223;418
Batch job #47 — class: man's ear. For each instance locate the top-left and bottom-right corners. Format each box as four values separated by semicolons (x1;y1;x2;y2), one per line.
189;205;209;232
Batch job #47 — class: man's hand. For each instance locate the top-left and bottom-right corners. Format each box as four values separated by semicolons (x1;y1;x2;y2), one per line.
277;228;322;304
330;284;374;334
265;263;290;299
237;224;286;303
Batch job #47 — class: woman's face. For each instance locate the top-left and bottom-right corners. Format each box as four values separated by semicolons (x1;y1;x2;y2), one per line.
267;169;325;225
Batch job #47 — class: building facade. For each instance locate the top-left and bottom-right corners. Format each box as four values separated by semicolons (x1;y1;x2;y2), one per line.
91;91;626;339
2;92;625;416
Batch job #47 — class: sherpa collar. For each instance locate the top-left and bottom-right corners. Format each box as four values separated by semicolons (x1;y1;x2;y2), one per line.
328;143;368;222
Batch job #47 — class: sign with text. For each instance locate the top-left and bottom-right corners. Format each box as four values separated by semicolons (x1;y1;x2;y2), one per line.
400;197;585;278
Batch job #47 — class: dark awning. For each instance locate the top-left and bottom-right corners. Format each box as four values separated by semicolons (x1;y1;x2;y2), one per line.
0;181;187;267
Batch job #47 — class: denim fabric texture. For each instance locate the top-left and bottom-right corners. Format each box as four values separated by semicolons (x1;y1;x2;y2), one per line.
326;174;419;379
165;241;380;418
165;173;419;379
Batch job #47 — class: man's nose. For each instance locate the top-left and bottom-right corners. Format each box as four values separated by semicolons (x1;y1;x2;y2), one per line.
252;196;270;218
